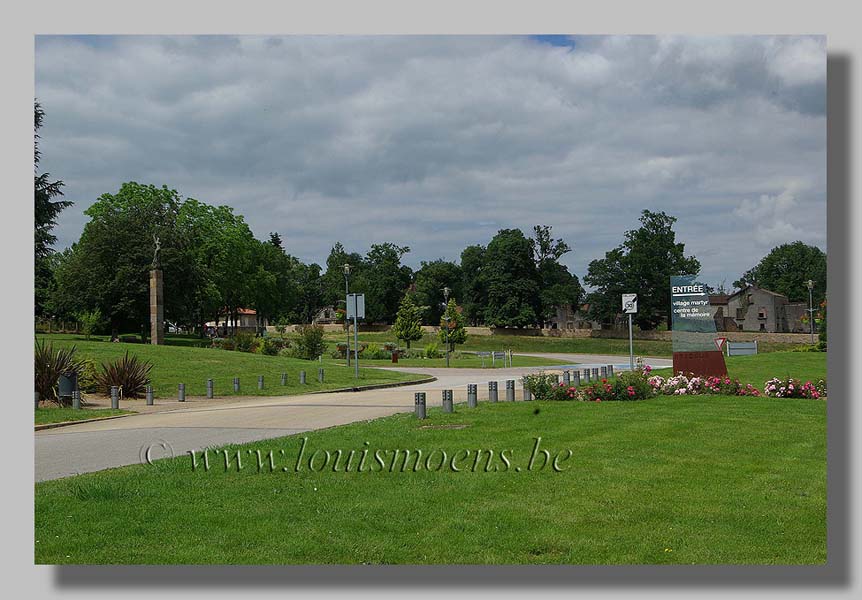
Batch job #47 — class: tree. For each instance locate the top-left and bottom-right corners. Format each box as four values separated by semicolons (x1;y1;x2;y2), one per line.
268;232;283;250
413;260;463;324
438;298;467;351
460;244;487;325
75;308;103;340
321;242;364;311
391;294;424;348
733;241;827;306
585;210;700;330
356;243;413;323
35;101;72;317
482;229;541;328
531;225;584;323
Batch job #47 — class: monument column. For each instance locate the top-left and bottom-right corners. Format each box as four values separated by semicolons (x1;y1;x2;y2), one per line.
150;235;164;345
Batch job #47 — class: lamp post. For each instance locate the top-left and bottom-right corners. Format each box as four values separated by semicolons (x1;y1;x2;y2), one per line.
806;279;815;345
343;264;351;367
442;286;451;368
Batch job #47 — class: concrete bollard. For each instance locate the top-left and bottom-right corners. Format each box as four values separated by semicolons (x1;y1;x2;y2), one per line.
583;369;591;383
488;381;498;402
318;368;325;383
34;392;39;410
258;375;265;390
72;390;81;410
280;372;287;386
467;384;478;408
592;368;599;380
553;374;560;385
600;366;607;378
505;379;515;401
206;378;214;399
573;371;581;387
608;365;614;377
442;390;453;413
146;385;154;406
522;380;531;401
233;377;240;393
414;392;427;419
110;386;119;409
178;383;186;402
563;370;571;385
300;371;307;385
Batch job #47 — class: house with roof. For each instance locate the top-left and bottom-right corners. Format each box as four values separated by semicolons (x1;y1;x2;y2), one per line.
711;285;808;333
204;308;267;336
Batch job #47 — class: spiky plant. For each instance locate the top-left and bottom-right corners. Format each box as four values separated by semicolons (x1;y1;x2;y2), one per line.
94;351;153;398
34;338;83;406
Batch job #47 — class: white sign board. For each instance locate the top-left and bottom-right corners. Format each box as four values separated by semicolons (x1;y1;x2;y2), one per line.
346;293;365;319
622;293;638;314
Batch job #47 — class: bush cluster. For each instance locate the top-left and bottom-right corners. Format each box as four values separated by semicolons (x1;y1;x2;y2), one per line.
763;377;826;399
647;374;761;397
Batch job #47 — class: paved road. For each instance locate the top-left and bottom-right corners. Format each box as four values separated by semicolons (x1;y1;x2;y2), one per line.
35;354;671;481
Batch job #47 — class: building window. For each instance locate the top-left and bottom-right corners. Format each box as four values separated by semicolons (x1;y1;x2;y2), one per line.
736;307;746;319
758;308;767;319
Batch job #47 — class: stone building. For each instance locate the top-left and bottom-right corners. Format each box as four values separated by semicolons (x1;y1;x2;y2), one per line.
711;285;809;333
544;304;601;330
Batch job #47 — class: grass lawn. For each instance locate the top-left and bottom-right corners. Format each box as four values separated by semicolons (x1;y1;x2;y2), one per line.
724;352;826;387
364;354;567;369
331;331;799;358
34;393;826;564
37;334;423;399
35;407;133;425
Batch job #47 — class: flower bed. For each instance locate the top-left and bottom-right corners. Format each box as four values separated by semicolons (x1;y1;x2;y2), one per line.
763;377;826;399
647;374;761;397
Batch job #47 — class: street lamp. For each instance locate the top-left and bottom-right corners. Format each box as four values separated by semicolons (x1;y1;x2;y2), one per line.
441;286;451;368
805;279;815;345
343;264;351;366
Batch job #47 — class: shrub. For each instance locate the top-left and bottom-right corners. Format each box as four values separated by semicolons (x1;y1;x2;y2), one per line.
34;338;84;405
363;343;390;360
763;377;825;399
93;351;153;398
75;308;104;341
522;372;559;400
76;358;99;393
294;324;327;360
261;337;288;356
648;373;761;397
578;370;657;402
424;342;441;359
233;331;259;353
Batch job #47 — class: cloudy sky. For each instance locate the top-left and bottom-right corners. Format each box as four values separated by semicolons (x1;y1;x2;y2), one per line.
35;35;826;288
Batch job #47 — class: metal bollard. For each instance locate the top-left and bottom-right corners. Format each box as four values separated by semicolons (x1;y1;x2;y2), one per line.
146;385;154;406
522;380;531;401
583;369;591;383
414;392;427;419
505;379;515;401
600;366;607;378
233;377;240;393
258;375;265;390
573;371;581;387
300;371;307;385
592;367;599;380
488;381;498;402
34;392;40;410
608;364;614;377
467;384;477;408
178;383;186;402
110;386;119;409
72;390;81;410
563;370;571;385
206;378;214;399
281;372;287;386
442;390;453;413
318;368;325;383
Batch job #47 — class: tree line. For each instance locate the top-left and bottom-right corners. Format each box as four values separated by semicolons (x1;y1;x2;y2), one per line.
35;103;827;337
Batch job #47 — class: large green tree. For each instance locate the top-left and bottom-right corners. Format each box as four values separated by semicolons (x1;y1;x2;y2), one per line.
585;210;700;330
355;243;413;324
733;241;827;306
438;297;467;350
413;259;463;325
321;242;365;313
460;244;488;326
531;225;584;324
482;229;541;328
35;101;72;317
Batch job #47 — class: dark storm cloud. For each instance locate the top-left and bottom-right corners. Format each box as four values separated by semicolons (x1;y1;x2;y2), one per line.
35;34;825;286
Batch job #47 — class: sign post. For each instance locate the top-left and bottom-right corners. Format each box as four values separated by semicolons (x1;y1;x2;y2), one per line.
670;275;727;377
622;293;637;370
347;293;365;379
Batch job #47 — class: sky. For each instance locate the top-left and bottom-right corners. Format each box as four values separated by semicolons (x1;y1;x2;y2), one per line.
34;34;826;289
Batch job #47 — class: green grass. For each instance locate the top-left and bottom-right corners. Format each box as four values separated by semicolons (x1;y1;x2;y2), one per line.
724;352;826;387
34;394;826;564
37;334;422;398
35;407;133;425
332;331;798;358
364;354;568;369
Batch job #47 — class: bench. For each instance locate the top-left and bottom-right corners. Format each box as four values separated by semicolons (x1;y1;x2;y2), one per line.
726;341;758;356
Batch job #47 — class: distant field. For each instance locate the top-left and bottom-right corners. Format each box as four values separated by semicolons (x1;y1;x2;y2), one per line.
36;334;421;398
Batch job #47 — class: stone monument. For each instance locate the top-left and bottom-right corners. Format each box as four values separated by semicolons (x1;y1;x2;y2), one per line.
149;234;164;345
